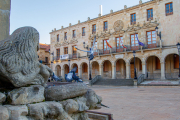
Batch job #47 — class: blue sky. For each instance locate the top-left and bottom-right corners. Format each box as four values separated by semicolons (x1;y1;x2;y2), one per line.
10;0;150;44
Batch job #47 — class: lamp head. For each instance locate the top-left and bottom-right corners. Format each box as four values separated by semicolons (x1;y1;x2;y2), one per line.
133;50;136;57
177;42;180;50
155;26;158;33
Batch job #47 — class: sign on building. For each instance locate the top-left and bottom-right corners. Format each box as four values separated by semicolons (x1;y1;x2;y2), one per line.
115;54;124;59
60;54;69;60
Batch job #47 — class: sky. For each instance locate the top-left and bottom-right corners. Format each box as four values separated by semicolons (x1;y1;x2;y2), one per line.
10;0;150;44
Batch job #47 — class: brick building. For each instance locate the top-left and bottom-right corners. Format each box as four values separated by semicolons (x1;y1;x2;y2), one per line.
50;0;180;80
37;43;50;68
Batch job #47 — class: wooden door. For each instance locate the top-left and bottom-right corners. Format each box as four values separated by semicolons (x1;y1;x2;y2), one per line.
130;64;134;78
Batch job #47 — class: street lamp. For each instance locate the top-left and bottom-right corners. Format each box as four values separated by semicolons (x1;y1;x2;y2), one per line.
68;59;70;72
133;50;137;79
155;26;161;40
176;42;180;78
89;56;92;80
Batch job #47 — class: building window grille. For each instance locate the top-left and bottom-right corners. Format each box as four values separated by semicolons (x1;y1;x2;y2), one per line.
72;30;76;38
64;32;67;40
104;21;108;31
92;24;96;34
130;13;136;25
72;46;77;55
165;2;173;16
57;34;59;42
147;8;153;21
82;27;85;36
56;49;60;59
64;47;68;54
91;41;97;52
146;30;156;48
45;57;48;63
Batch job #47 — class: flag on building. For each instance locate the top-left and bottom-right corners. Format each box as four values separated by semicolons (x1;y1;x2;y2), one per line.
106;40;112;48
120;39;127;49
135;34;145;46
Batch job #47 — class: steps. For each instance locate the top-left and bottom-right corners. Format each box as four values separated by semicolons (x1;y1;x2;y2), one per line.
93;79;134;86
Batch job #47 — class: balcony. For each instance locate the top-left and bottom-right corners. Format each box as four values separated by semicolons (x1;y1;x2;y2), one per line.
51;42;169;62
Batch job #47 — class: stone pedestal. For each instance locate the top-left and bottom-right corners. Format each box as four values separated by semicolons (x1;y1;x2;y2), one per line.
0;0;11;41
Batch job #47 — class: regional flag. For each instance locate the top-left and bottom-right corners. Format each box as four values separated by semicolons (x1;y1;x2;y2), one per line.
106;40;112;48
135;34;145;46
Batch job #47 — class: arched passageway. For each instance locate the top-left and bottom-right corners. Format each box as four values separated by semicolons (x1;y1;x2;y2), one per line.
165;54;179;79
130;57;142;79
91;61;99;78
71;63;78;75
55;65;61;77
82;63;88;80
103;60;112;79
146;56;161;79
64;64;69;76
116;59;126;79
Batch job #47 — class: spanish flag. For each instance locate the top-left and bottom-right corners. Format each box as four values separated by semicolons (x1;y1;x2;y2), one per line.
106;40;112;48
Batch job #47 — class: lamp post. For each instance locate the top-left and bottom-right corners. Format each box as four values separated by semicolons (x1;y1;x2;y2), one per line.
83;42;92;80
176;42;180;78
133;50;137;79
68;59;70;72
89;56;92;80
155;26;161;40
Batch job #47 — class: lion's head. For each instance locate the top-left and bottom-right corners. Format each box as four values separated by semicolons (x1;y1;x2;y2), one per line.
0;26;39;75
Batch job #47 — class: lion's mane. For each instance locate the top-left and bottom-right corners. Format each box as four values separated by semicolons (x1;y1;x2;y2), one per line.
0;27;39;75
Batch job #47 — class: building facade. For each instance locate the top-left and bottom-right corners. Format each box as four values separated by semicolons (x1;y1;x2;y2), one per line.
37;43;50;68
50;0;180;80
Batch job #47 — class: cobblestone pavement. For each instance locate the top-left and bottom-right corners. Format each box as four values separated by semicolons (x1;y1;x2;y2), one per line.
90;86;180;120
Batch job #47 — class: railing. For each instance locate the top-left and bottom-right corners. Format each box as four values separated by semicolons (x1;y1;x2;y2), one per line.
165;72;179;79
89;75;101;86
137;74;145;85
52;43;177;61
146;73;161;79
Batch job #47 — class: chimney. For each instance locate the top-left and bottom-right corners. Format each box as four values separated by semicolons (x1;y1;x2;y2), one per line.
99;5;102;16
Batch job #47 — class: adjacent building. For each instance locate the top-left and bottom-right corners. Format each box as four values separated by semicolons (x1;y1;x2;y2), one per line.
37;43;50;68
50;0;180;80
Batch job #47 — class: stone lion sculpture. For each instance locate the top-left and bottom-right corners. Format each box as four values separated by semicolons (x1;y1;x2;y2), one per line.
0;26;53;88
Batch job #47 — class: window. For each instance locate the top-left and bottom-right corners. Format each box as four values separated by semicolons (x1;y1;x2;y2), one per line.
103;40;110;51
104;21;108;31
147;8;153;21
147;31;156;44
64;47;68;54
45;57;48;63
57;34;59;42
92;24;96;34
165;2;173;16
130;13;136;25
130;34;138;46
174;54;179;69
72;46;77;55
72;30;76;38
56;49;60;58
156;57;161;70
91;41;97;52
64;32;67;40
116;37;124;49
82;27;85;36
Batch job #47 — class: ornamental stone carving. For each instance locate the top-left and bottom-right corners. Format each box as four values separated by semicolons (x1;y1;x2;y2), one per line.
142;19;159;29
113;20;124;32
0;27;53;88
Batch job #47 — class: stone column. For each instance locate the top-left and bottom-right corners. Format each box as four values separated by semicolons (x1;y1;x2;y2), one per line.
0;0;11;41
126;62;130;79
61;68;65;78
112;65;116;79
161;62;165;79
78;67;82;78
142;61;147;78
99;64;103;77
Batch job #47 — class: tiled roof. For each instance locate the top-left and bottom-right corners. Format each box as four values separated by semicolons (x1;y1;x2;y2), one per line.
39;43;50;52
